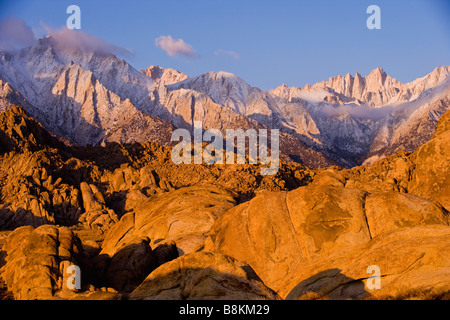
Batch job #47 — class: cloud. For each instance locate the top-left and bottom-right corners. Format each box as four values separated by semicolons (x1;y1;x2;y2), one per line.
155;35;197;59
45;26;133;57
0;16;36;51
317;95;431;121
214;49;240;60
318;103;395;121
0;17;132;58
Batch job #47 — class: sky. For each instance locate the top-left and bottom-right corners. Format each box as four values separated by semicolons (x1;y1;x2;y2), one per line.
0;0;449;90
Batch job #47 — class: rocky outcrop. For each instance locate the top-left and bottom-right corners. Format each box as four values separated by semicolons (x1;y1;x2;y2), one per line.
342;109;450;211
140;65;188;87
104;236;156;293
101;185;237;257
129;252;279;300
407;109;450;210
78;182;118;231
0;225;83;299
206;184;449;295
1;105;450;301
0;152;83;229
284;226;450;300
0;105;66;153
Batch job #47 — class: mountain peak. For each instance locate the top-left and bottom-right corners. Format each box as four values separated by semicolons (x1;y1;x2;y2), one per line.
215;71;235;77
364;67;389;91
140;65;188;86
203;71;240;81
368;67;386;75
176;71;248;90
270;66;450;107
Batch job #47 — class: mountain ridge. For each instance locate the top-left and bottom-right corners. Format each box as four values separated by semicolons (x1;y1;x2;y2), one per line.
0;37;448;167
271;65;450;106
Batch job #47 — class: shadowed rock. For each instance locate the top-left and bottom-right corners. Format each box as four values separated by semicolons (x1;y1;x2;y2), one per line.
129;252;279;300
207;184;449;295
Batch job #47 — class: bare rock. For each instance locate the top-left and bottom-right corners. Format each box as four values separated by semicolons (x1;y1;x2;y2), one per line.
101;185;236;257
153;240;179;266
105;236;156;293
78;182;119;231
129;252;279;300
408;110;450;210
364;191;448;238
207;184;449;295
0;225;83;299
284;226;450;300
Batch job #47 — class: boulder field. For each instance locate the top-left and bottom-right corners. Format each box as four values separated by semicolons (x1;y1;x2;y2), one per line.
0;108;449;299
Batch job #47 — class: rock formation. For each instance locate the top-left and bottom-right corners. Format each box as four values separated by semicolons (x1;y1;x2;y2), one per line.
2;37;447;167
0;106;449;300
0;225;83;299
129;252;279;300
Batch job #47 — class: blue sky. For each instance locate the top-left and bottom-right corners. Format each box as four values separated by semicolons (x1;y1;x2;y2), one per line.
0;0;449;90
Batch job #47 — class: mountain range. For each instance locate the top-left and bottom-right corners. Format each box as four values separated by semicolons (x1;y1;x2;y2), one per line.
0;36;449;167
1;34;450;301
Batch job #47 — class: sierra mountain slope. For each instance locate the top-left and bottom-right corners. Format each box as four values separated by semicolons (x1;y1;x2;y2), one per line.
0;38;174;146
0;35;448;167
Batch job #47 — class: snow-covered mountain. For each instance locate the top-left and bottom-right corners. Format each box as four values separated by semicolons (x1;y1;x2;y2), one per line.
270;66;450;165
156;65;449;166
0;35;448;167
0;37;174;146
271;66;450;107
0;37;334;167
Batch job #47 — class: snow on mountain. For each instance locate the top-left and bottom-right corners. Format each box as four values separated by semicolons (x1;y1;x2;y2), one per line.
271;66;450;107
0;40;334;167
154;78;336;167
364;77;450;164
173;66;450;166
140;65;188;87
0;37;174;146
273;67;448;164
167;71;256;114
165;71;288;123
0;35;448;167
0;36;158;113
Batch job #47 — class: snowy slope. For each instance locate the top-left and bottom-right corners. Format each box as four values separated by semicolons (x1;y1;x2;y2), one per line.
0;35;448;167
0;38;173;146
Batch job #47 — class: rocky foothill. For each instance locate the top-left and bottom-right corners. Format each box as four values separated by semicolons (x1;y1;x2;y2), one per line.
0;106;449;300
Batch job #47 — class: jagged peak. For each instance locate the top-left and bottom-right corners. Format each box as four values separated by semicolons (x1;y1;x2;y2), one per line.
435;65;450;74
174;70;250;89
140;65;188;85
141;65;164;78
367;66;386;76
344;73;353;80
411;65;450;82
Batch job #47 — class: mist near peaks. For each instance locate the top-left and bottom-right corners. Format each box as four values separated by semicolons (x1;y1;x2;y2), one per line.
316;83;450;122
0;16;132;58
45;27;133;58
317;103;398;121
0;17;36;51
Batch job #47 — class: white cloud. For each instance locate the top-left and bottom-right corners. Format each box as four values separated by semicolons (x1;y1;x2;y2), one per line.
44;26;133;57
155;35;196;59
214;49;240;60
